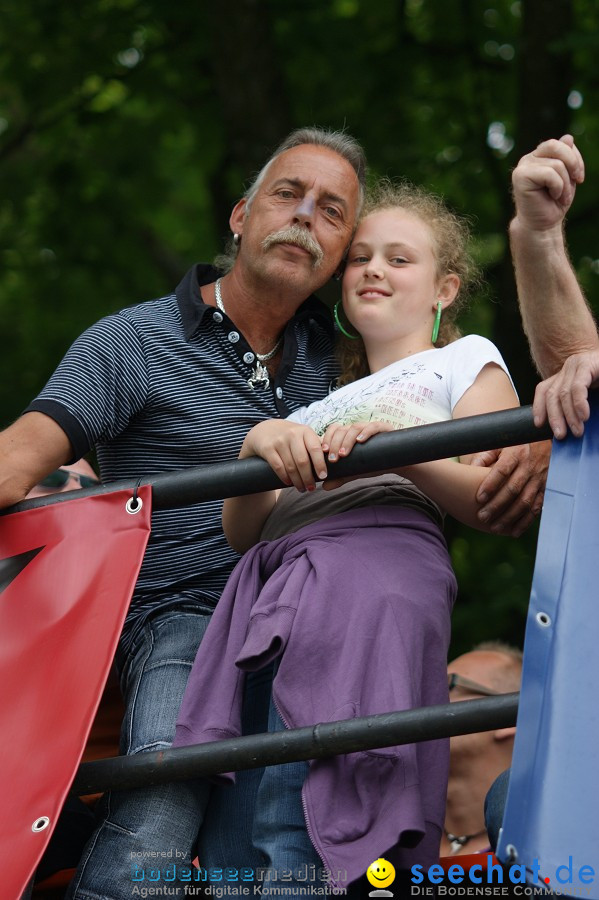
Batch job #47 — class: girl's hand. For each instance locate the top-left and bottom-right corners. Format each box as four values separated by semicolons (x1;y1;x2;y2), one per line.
322;421;395;462
320;421;395;491
239;420;328;492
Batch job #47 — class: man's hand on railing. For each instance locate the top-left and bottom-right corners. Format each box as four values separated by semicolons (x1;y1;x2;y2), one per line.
533;349;599;439
468;441;551;537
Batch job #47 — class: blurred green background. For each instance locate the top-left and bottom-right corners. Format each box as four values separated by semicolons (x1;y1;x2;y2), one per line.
1;0;598;655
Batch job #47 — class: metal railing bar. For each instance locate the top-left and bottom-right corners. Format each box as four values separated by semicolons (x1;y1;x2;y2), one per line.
71;693;519;796
6;406;551;514
5;409;534;794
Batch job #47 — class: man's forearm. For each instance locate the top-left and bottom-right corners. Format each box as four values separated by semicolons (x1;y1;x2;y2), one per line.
510;217;598;378
0;413;72;508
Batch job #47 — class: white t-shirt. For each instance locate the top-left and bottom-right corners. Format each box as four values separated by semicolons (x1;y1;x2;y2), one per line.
288;335;515;434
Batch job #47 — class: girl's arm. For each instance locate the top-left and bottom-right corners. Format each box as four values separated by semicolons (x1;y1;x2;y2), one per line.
222;488;279;555
322;364;520;533
222;419;327;553
398;364;520;531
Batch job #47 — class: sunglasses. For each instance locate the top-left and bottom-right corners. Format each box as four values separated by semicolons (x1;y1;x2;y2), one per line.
447;673;503;697
38;470;100;490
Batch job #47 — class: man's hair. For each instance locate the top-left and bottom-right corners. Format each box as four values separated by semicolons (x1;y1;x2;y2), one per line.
214;127;367;273
245;127;367;209
471;641;523;694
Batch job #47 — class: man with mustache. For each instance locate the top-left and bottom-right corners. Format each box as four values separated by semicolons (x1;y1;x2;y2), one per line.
0;127;543;898
2;127;366;900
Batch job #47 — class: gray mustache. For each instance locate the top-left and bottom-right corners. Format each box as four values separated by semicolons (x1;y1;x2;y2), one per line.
262;226;324;268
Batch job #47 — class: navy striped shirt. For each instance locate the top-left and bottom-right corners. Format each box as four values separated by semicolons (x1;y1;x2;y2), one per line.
26;264;339;649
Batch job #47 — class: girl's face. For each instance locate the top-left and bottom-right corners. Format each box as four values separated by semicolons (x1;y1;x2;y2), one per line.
342;208;457;350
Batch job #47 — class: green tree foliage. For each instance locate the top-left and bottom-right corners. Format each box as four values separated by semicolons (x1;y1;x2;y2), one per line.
1;0;598;652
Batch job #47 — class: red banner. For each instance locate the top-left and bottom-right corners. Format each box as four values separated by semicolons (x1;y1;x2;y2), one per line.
0;487;151;898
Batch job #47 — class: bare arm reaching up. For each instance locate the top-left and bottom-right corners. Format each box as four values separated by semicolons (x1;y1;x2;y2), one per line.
510;134;597;378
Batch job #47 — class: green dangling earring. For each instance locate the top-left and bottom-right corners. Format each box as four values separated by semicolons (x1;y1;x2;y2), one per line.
334;301;359;340
431;301;443;344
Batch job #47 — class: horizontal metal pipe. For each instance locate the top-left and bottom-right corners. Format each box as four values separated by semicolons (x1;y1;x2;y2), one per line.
71;693;519;795
6;406;551;514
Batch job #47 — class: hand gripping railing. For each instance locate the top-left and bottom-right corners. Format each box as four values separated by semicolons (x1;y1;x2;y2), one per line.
5;406;551;794
9;406;552;513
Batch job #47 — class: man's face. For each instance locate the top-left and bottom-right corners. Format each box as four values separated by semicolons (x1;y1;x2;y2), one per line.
447;650;512;760
447;651;504;703
26;461;99;499
231;144;360;295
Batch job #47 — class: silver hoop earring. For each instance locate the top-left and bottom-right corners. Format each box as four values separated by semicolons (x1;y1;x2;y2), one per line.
233;233;240;246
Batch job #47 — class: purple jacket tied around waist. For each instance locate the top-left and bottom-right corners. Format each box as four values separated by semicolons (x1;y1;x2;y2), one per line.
174;506;457;882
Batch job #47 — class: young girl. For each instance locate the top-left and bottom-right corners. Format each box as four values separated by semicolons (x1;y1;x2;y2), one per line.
173;180;518;888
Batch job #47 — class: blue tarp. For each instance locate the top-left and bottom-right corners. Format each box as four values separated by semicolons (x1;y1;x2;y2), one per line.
498;395;599;895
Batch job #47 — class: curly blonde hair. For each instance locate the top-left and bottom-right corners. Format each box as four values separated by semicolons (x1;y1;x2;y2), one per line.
337;178;481;386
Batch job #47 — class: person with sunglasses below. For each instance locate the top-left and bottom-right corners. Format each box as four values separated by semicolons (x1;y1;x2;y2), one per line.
25;459;100;498
173;180;521;891
442;643;522;859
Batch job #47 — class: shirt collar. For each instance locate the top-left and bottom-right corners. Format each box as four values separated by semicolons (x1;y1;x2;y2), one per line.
175;263;335;341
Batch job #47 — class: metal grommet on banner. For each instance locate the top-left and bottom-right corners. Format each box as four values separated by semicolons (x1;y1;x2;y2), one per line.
32;816;51;832
126;477;144;515
536;611;551;628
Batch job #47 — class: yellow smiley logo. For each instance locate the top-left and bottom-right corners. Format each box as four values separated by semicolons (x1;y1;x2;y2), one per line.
366;858;396;889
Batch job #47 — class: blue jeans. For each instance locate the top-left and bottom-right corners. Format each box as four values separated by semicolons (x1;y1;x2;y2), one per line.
199;678;322;895
253;699;322;897
198;666;273;872
66;607;213;900
484;768;510;851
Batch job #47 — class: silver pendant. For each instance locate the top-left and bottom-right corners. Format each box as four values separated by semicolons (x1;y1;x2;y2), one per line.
247;361;270;390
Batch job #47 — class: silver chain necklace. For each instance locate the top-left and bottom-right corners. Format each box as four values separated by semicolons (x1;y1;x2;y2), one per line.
214;278;282;390
444;827;488;854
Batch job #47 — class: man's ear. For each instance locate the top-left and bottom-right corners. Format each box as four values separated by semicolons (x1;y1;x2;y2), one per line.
333;255;348;282
230;198;247;236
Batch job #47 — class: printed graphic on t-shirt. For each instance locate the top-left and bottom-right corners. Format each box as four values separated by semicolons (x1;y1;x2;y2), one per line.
303;363;448;435
289;337;513;438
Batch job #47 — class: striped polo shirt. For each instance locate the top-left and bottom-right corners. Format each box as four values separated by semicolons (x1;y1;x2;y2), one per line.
26;264;339;649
